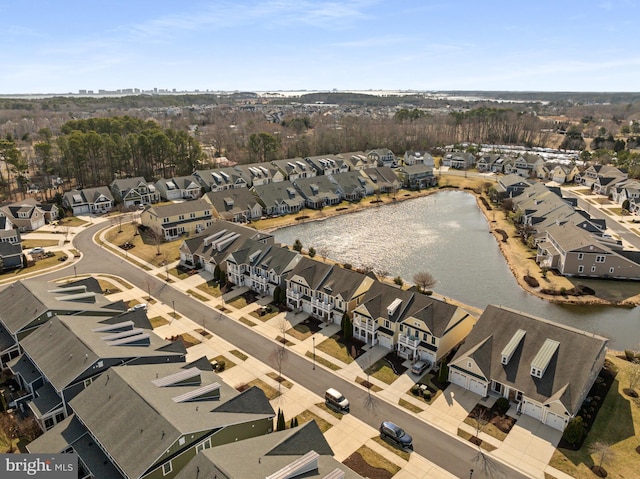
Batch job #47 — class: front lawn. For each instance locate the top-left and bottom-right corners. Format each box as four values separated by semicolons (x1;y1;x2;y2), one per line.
294;410;333;433
316;334;360;364
550;355;639;479
364;358;400;385
342;445;400;479
196;280;222;298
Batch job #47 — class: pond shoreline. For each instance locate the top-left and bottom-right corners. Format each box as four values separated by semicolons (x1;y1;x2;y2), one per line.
255;182;639;308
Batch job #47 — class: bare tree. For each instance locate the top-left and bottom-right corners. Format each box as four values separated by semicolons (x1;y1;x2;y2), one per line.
272;316;290;395
413;271;436;292
470;407;489;448
317;246;330;262
588;441;615;476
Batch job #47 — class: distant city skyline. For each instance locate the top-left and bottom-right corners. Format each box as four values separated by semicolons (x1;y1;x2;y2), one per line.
2;0;640;94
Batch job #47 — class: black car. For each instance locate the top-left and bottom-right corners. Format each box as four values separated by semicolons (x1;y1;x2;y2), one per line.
379;421;413;449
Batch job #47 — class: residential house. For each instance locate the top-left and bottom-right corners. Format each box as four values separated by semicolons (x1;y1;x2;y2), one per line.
10;310;185;431
175;421;363;479
0;215;20;245
395;164;436;190
329;171;375;201
403;151;435;167
476;154;504;172
545;163;580;185
63;187;115;216
179;220;273;273
536;222;640;280
155;175;202;201
286;258;375;323
351;281;476;365
252;181;306;216
234;162;284;187
0;278;127;370
110;177;159;207
37;202;60;223
339;151;376;171
305;154;349;176
0;198;47;231
0;242;23;271
203;188;263;223
361;167;401;194
508;153;545;178
225;240;301;296
577;164;627;189
194;168;248;192
28;361;275;479
271;158;317;181
291;176;342;209
448;305;608;431
494;174;532;200
140;199;214;241
441;152;475;169
367;148;397;168
611;179;640;206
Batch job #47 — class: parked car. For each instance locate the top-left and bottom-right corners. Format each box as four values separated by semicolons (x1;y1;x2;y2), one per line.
325;388;350;413
379;421;413;449
30;247;45;255
128;303;147;312
410;360;430;376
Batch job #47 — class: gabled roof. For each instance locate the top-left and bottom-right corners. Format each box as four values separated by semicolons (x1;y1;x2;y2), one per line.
69;363;274;479
0;279;125;335
174;421;362;479
205;188;261;219
19;313;184;392
144;198;211;219
253;181;307;208
451;305;608;414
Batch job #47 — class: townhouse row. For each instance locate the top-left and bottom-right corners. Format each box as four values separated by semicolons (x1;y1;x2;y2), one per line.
178;220;609;432
0;277;361;479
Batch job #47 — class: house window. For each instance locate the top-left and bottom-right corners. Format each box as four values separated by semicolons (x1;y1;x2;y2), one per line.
578;265;584;273
190;213;196;218
178;437;185;446
162;218;169;223
467;360;472;369
577;253;584;260
423;332;428;341
384;320;390;329
162;461;172;476
609;267;615;274
178;215;185;221
596;255;606;263
431;337;436;345
591;266;596;272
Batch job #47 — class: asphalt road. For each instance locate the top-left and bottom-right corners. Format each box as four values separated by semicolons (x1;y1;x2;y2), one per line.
41;222;530;479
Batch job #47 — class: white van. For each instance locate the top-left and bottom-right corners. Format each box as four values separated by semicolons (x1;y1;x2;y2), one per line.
325;388;349;413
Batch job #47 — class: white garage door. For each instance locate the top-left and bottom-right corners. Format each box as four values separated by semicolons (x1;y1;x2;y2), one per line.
378;335;392;349
545;412;567;431
449;369;467;389
523;401;543;420
468;378;486;396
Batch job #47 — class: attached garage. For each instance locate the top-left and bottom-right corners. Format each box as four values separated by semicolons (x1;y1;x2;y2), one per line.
468;378;487;396
544;411;568;431
449;369;467;389
523;400;543;420
378;335;393;349
448;369;487;396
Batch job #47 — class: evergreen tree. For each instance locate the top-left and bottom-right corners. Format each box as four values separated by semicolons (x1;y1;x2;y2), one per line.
341;312;353;341
293;239;303;252
276;409;286;431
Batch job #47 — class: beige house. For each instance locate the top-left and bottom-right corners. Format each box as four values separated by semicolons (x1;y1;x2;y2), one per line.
141;199;214;241
352;281;476;365
449;305;607;431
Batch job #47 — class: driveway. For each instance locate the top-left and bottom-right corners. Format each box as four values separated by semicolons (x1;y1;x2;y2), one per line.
493;414;562;478
424;384;479;434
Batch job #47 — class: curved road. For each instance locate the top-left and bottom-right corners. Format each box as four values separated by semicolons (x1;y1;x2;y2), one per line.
41;222;529;479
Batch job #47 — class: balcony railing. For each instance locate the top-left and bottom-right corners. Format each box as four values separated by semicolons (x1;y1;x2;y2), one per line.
398;335;420;349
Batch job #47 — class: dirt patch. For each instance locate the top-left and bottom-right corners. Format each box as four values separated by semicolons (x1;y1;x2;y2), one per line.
470;404;517;435
342;452;393;479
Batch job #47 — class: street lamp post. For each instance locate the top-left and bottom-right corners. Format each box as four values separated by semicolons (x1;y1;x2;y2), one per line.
312;336;316;370
172;300;176;319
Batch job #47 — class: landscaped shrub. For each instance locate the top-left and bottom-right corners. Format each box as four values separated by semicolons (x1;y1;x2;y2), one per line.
625;350;636;362
422;390;431;401
495;397;510;414
411;384;420;396
216;360;226;372
438;363;449;383
343;263;352;269
563;416;585;446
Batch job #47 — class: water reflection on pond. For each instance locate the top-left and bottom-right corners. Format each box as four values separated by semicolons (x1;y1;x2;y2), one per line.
273;190;640;349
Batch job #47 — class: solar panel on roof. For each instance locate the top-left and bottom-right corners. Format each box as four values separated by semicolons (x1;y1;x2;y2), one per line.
152;367;201;387
171;382;221;403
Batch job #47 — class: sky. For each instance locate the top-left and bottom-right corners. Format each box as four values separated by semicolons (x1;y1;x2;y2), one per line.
1;0;640;94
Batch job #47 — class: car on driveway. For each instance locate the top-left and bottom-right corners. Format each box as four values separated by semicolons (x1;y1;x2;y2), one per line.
380;421;413;449
30;247;45;255
410;360;430;375
128;303;147;312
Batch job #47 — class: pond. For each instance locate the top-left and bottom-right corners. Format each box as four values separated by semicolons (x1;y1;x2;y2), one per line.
273;190;640;350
